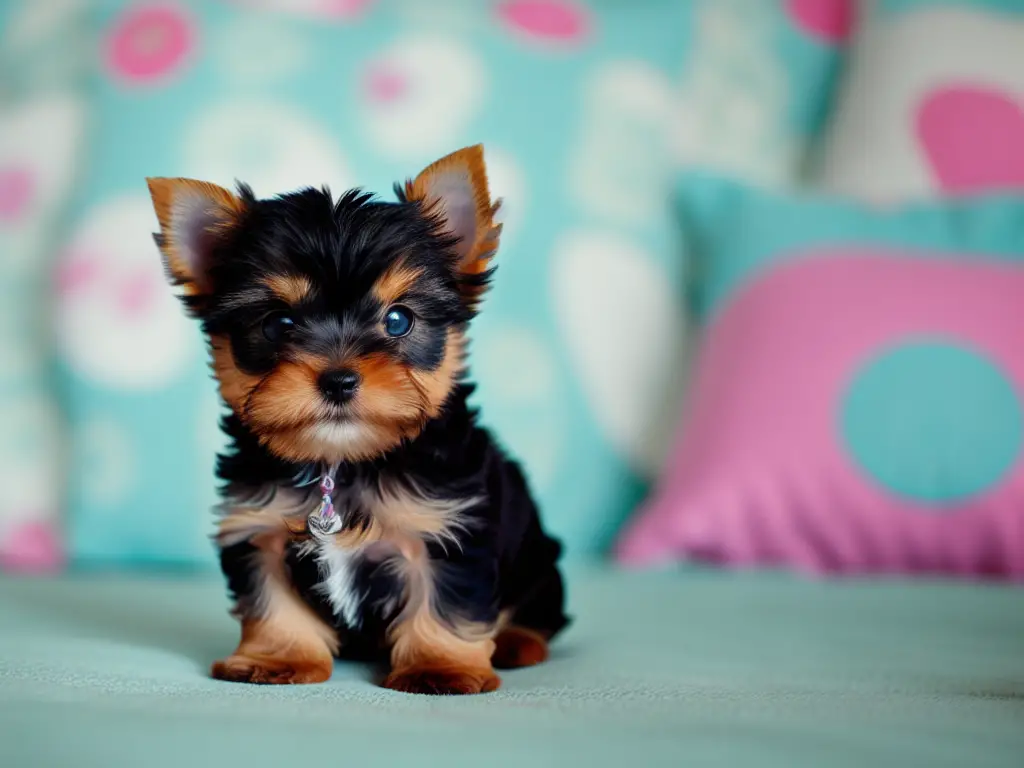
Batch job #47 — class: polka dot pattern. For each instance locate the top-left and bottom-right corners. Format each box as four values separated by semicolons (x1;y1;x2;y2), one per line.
357;35;486;158
618;194;1024;578
842;342;1023;504
105;4;194;84
0;521;64;573
0;89;84;572
496;0;591;46
917;85;1024;195
55;196;197;390
0;166;34;223
229;0;373;21
817;2;1024;202
786;0;855;43
47;0;845;565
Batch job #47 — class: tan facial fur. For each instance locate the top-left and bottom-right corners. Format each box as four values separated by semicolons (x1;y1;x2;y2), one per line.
151;148;496;467
208;329;467;463
263;274;313;305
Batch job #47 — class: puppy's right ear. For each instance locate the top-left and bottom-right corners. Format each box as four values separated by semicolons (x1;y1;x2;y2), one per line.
146;177;247;298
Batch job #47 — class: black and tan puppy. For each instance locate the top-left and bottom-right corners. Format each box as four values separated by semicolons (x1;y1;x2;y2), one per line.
147;146;568;695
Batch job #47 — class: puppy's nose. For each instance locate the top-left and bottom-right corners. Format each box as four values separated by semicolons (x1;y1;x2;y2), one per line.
318;369;361;404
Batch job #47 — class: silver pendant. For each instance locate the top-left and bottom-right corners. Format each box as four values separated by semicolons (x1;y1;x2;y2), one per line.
307;473;342;540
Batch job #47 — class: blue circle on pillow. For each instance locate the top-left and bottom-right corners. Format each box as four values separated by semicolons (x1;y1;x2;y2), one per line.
840;341;1022;506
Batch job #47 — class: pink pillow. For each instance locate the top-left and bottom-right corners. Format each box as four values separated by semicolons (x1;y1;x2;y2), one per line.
616;182;1024;578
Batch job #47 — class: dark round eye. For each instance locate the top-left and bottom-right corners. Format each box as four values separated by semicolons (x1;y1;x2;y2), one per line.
384;306;414;338
261;312;295;343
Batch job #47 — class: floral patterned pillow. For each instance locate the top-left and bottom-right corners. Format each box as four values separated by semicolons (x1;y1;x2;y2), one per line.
53;0;850;564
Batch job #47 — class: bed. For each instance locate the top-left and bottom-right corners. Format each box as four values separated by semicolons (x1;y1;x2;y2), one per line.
1;566;1021;767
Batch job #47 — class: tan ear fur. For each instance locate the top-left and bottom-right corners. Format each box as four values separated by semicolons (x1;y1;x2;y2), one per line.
146;177;246;295
404;145;502;299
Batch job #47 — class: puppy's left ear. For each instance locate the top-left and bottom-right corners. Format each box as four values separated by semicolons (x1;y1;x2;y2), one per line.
404;144;501;303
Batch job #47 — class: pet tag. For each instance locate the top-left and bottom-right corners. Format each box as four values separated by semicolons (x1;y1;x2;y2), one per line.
307;473;342;540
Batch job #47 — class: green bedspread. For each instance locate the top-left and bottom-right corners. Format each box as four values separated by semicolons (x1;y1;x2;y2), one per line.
1;567;1021;767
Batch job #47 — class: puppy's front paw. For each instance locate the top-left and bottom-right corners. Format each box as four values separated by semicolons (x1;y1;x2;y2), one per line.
383;664;501;695
211;654;332;685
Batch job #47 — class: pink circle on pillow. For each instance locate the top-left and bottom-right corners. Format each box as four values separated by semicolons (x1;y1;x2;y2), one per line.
56;252;160;318
118;268;160;318
55;251;102;296
917;85;1024;194
319;0;373;17
105;4;194;84
496;1;590;45
228;0;372;19
363;64;408;104
617;253;1024;578
786;0;854;43
0;166;34;223
0;520;64;574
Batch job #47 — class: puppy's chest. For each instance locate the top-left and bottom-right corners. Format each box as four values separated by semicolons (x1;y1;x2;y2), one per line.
305;476;478;627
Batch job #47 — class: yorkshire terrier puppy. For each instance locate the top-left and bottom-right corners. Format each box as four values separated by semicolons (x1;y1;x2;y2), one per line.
147;146;568;695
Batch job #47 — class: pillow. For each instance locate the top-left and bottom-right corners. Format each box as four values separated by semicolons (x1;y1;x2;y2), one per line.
815;0;1024;202
54;0;848;566
669;0;855;185
0;1;88;572
616;176;1024;578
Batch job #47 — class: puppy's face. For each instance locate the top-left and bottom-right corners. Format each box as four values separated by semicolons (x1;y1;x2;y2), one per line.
148;146;500;463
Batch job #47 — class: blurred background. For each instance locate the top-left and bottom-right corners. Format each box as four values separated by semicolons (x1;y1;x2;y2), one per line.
5;4;1024;765
2;0;1023;578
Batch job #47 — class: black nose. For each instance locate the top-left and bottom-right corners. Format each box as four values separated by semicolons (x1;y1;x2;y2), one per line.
319;369;361;404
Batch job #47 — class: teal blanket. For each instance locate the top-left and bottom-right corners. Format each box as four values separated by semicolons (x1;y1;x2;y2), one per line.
1;568;1021;767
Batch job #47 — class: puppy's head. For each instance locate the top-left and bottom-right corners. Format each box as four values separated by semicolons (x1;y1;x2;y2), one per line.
147;145;500;463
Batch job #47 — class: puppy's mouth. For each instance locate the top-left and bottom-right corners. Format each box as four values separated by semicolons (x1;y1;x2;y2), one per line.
317;409;357;425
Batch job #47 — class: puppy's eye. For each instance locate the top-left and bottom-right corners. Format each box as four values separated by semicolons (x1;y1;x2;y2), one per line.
384;306;414;338
262;312;295;343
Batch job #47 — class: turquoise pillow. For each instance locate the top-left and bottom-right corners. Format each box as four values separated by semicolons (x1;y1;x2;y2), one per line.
680;174;1024;322
55;0;848;565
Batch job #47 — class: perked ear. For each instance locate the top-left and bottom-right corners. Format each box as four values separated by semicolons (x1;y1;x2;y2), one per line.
146;177;246;296
404;144;501;301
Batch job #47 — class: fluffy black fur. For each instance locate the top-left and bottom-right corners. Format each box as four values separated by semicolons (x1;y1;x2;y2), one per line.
203;184;569;658
219;385;568;658
195;186;475;375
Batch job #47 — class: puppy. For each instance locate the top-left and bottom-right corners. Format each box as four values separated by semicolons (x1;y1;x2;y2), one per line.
147;145;568;695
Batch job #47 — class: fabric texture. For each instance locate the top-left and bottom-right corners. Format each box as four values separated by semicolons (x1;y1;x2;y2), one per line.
815;0;1024;202
671;0;853;184
1;567;1022;767
0;1;89;573
54;0;847;566
617;178;1024;577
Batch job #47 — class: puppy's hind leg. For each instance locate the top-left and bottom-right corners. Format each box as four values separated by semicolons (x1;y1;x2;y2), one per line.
493;519;570;670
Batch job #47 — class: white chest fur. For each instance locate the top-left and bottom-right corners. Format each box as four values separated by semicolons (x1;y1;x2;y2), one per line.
309;477;481;628
217;476;481;630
